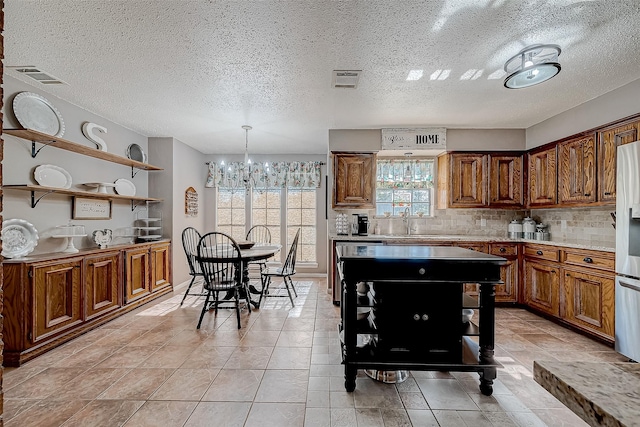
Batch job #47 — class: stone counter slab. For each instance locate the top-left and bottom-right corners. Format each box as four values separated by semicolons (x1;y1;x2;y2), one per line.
534;360;640;427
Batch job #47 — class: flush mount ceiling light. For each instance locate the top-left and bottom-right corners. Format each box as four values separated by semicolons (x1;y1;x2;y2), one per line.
503;44;561;89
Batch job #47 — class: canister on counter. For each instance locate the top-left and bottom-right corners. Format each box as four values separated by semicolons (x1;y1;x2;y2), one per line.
522;217;536;239
508;219;523;239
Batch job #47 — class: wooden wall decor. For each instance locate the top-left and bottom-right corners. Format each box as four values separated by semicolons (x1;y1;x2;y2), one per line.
185;186;198;217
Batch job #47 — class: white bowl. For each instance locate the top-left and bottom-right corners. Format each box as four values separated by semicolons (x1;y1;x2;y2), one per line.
462;309;474;323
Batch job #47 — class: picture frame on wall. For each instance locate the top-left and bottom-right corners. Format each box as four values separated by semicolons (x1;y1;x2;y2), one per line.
73;197;112;220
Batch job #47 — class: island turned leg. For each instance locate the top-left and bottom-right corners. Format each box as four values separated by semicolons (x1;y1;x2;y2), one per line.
479;283;497;396
345;365;357;392
342;278;358;392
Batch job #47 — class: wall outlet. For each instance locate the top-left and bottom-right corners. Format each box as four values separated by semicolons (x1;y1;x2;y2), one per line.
480;218;487;227
561;220;567;230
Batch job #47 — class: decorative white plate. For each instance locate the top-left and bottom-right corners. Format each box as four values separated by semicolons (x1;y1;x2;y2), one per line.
1;219;39;258
34;164;72;189
114;178;136;196
83;182;117;194
13;92;65;137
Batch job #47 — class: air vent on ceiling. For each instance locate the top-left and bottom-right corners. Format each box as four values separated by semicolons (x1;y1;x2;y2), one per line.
332;70;361;89
8;66;67;85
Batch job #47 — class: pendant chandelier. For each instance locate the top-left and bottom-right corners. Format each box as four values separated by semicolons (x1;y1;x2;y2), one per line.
503;44;561;89
242;125;254;188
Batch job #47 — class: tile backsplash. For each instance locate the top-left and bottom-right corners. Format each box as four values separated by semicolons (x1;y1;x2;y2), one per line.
331;206;616;246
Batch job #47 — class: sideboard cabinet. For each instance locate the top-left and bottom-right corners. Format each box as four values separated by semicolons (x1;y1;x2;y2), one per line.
2;241;172;366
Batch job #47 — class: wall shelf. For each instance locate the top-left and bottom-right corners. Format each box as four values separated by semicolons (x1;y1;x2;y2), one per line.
4;128;163;177
3;184;163;209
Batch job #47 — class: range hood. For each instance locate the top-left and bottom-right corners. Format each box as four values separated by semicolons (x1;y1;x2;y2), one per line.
380;128;446;157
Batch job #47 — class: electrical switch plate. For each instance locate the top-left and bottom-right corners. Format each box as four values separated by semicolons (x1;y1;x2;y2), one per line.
480;218;487;227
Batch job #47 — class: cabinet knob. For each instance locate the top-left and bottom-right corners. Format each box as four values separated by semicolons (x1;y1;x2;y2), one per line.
418;268;426;275
585;193;591;197
413;314;420;321
604;192;612;195
583;257;593;263
536;250;543;255
499;247;506;253
422;314;429;321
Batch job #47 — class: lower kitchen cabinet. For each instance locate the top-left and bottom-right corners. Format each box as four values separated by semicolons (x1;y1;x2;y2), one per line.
524;259;560;317
460;243;518;304
562;268;615;340
85;251;122;320
33;258;84;343
2;241;172;366
125;246;152;303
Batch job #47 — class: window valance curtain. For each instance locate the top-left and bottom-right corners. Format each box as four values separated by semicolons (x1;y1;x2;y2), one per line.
206;161;322;189
376;159;434;189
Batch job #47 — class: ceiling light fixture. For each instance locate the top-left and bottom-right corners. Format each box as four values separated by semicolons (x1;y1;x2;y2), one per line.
503;44;561;89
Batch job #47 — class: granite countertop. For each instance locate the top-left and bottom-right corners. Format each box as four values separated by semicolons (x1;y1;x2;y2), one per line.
534;360;640;427
329;233;615;253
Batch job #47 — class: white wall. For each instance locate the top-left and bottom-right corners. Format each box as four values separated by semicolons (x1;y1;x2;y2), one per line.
2;75;152;254
526;77;640;149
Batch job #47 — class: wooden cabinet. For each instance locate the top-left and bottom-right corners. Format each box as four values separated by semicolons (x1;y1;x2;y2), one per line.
125;246;152;303
490;243;519;303
85;251;122;320
528;146;557;207
562;269;614;340
450;153;486;207
32;259;84;343
332;152;375;208
439;152;523;209
151;242;171;292
558;134;596;204
597;120;640;203
524;259;560;317
2;241;172;366
489;154;523;207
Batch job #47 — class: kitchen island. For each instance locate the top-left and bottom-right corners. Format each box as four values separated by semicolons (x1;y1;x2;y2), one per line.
337;244;506;395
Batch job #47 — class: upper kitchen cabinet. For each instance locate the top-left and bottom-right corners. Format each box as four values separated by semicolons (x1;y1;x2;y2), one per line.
438;152;523;209
558;134;596;205
527;146;557;207
332;152;376;208
489;154;523;207
597;119;640;203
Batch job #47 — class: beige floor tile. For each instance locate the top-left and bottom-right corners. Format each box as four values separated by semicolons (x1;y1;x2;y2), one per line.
255;369;309;403
122;400;198;427
224;346;273;369
276;331;314;347
201;369;264;401
267;346;312;369
306;390;330;408
381;408;413;427
406;409;440;427
48;368;131;400
2;398;39;423
532;408;590;426
137;344;198;368
245;402;305;427
184;401;251;427
5;367;87;399
399;391;429;409
433;409;495;426
239;329;281;347
356;408;384;426
415;378;479;410
62;399;145;427
150;368;219;401
4;399;88;427
330;408;357;427
97;368;175;400
53;343;122;368
95;345;161;369
304;408;331;427
180;345;236;369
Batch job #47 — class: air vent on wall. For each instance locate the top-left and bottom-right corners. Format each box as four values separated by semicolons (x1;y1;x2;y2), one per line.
332;70;361;89
8;66;67;85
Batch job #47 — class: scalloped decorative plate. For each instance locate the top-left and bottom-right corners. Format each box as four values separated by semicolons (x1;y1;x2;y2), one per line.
13;92;65;137
1;219;39;258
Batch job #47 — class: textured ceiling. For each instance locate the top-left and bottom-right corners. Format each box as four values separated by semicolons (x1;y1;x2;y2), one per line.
5;0;640;154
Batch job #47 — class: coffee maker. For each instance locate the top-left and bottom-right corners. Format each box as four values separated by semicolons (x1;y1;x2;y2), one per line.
352;214;369;236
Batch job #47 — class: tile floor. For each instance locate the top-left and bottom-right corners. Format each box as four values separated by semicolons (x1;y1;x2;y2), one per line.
2;278;627;426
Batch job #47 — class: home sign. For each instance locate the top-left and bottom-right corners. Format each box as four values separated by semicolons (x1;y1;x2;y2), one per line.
381;128;446;150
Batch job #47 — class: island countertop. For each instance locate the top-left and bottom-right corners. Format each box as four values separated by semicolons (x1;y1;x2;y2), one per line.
534;360;640;427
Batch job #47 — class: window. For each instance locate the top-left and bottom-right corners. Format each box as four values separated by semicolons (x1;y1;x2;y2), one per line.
217;188;246;241
252;189;281;246
287;189;316;262
376;158;434;216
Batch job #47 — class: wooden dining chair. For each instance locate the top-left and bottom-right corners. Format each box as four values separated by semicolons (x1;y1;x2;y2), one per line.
196;232;249;329
180;227;207;306
259;228;300;307
245;225;272;293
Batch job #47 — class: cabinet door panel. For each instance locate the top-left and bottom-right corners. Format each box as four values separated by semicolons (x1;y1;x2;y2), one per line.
559;135;596;204
598;121;639;202
489;154;523;207
126;248;151;303
33;260;83;342
524;260;559;316
451;154;486;207
528;148;557;206
562;269;614;339
85;252;121;320
151;243;171;292
333;153;375;208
